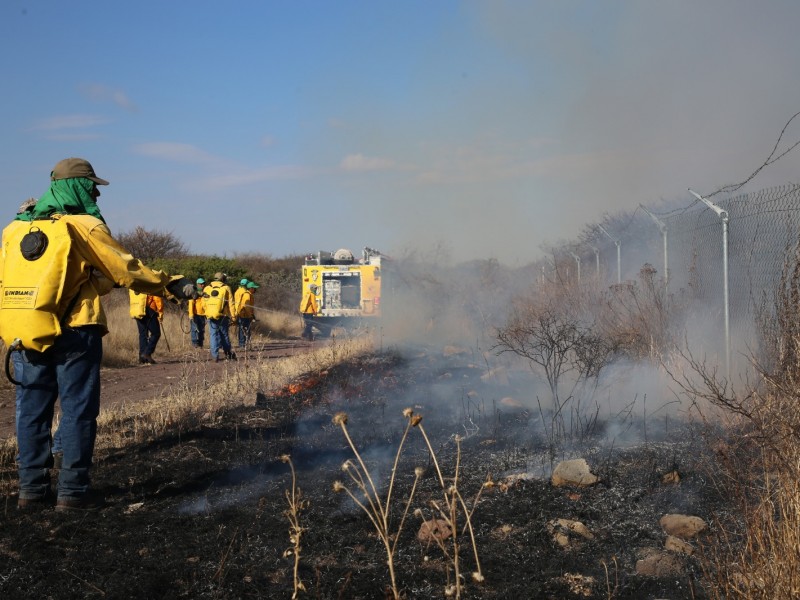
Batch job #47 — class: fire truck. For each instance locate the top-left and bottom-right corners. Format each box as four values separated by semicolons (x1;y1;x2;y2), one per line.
301;247;385;335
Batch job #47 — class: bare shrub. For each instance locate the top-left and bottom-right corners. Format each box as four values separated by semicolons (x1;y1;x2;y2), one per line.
493;277;612;448
116;226;188;262
594;264;679;362
753;234;800;384
495;258;688;449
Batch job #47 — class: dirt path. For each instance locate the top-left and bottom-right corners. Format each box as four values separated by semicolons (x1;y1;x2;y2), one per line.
0;338;315;441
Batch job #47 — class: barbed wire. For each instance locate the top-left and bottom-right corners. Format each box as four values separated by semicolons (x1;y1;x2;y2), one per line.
706;111;800;198
625;110;800;221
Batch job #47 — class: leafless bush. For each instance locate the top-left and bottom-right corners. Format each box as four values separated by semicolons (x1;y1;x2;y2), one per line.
495;259;688;449
495;302;611;407
493;277;613;448
116;225;188;262
593;263;684;362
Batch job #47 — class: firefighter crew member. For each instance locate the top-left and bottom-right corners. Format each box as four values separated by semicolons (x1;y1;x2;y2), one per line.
234;278;247;347
188;277;207;348
300;283;319;340
235;278;258;348
129;289;164;364
11;198;62;464
0;157;195;511
203;272;237;362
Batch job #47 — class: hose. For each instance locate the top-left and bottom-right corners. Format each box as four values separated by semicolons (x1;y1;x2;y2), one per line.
179;310;191;334
4;338;22;385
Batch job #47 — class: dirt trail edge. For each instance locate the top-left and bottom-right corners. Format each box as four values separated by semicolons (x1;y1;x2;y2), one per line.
0;339;315;441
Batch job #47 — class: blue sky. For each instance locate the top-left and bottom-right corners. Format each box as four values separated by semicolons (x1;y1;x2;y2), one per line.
2;1;800;265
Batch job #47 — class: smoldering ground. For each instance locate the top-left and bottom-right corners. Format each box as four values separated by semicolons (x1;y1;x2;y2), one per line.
0;253;731;599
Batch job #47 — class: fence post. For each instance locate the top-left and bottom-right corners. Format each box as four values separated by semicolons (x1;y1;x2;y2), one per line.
689;189;730;378
598;225;621;284
588;245;600;279
640;204;669;297
569;251;581;283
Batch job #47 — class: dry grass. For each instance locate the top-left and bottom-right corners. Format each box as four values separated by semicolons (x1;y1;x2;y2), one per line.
0;330;374;467
691;377;800;599
686;244;800;599
94;335;373;452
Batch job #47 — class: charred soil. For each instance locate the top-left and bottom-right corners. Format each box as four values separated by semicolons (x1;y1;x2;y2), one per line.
0;347;724;599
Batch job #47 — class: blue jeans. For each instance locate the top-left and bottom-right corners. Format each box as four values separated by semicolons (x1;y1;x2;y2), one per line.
12;350;61;460
237;317;252;347
209;317;232;359
190;315;206;347
136;307;161;357
16;327;102;500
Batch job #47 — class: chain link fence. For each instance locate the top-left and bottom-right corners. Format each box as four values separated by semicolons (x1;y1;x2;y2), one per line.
546;183;800;368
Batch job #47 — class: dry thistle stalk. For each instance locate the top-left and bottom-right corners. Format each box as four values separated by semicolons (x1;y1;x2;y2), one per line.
414;424;486;599
281;454;307;598
331;410;422;600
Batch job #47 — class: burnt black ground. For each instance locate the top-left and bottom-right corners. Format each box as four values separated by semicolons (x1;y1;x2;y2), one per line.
0;349;722;599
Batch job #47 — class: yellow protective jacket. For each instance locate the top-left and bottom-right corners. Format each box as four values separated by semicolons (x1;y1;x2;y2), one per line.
130;290;163;319
235;287;255;319
300;291;318;315
129;289;148;318
203;281;234;320
0;214;173;352
188;295;205;317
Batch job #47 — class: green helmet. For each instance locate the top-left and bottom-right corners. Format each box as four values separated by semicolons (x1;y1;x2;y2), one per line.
196;277;206;285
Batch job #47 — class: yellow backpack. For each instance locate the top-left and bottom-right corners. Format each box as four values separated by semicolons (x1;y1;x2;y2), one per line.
0;218;74;352
129;289;148;319
203;281;227;319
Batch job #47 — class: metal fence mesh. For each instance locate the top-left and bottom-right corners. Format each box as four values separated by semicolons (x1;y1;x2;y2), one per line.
559;183;800;365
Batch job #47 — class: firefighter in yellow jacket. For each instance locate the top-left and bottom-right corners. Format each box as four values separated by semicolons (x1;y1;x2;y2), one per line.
234;278;258;348
188;278;206;348
129;290;164;364
300;283;319;340
0;157;195;511
203;272;237;361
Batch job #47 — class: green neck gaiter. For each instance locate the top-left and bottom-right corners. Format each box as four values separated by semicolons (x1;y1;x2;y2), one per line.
17;177;105;223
